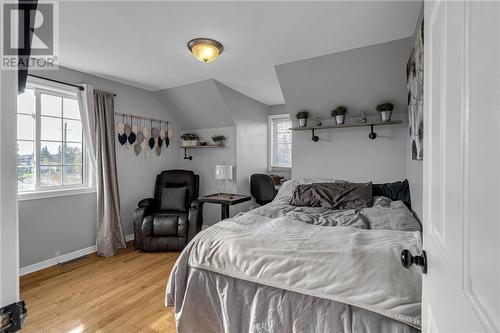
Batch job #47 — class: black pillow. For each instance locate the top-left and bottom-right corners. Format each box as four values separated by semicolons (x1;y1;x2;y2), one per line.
372;179;411;209
290;182;373;210
161;186;187;211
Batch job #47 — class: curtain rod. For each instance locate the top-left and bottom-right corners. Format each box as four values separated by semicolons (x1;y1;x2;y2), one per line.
114;112;169;124
28;74;117;96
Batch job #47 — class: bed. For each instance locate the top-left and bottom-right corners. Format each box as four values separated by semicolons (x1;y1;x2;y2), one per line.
166;179;422;333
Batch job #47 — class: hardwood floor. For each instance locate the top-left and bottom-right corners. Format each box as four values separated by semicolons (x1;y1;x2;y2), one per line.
20;244;179;333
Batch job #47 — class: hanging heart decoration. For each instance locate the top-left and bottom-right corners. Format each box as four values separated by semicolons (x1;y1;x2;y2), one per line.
158;137;163;148
134;142;141;155
155;145;162;156
128;117;137;145
116;115;127;145
165;122;170;148
148;137;155;149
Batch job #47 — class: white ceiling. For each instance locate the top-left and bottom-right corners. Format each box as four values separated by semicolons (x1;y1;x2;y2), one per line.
59;1;422;105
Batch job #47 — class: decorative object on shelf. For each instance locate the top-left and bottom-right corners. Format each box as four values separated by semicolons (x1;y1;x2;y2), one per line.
331;106;347;125
212;134;226;146
316;115;322;127
180;133;200;147
407;17;424;160
359;112;367;123
296;111;309;127
376;102;394;122
187;38;224;63
215;163;234;195
291;120;402;142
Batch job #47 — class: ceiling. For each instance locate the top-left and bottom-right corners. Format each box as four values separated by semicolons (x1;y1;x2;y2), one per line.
59;1;422;105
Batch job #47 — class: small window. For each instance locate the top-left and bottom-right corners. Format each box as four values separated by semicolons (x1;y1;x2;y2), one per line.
17;79;91;196
268;114;292;170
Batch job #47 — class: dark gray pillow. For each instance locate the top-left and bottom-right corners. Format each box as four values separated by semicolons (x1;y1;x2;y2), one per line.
161;186;187;211
290;182;373;210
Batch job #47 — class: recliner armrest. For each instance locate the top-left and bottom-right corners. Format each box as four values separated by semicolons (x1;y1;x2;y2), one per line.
190;199;201;209
138;198;157;209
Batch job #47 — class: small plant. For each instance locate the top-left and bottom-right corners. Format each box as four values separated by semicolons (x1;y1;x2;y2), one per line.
296;111;309;119
212;135;226;142
331;106;348;117
180;133;199;140
376;103;394;112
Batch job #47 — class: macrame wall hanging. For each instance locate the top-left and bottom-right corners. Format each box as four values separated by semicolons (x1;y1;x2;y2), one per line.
115;112;171;160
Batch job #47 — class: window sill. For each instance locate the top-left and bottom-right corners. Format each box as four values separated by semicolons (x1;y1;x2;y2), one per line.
18;187;96;201
269;166;292;172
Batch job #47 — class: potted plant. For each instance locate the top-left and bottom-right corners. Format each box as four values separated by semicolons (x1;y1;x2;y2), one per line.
376;102;394;122
180;133;199;147
331;106;347;125
212;134;226;146
296;111;309;127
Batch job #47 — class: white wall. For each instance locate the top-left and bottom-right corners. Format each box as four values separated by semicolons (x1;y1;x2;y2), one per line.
19;66;179;268
275;38;412;183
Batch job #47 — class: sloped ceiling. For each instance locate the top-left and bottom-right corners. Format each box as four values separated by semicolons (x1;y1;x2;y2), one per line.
155;80;235;130
58;1;422;105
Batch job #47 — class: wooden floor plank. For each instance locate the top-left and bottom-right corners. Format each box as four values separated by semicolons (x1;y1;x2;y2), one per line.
20;244;179;333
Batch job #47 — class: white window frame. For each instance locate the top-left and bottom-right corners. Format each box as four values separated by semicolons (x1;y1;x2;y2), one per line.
17;76;95;201
268;114;292;172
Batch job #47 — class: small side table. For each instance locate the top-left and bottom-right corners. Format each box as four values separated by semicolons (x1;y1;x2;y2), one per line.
198;193;251;221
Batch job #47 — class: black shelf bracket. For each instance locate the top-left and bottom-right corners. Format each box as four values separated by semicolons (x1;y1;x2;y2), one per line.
311;129;319;142
368;125;377;140
183;148;192;160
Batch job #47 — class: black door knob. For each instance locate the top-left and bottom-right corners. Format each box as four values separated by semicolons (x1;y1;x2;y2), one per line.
401;249;427;274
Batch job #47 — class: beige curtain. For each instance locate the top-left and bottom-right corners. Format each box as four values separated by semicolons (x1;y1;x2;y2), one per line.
78;85;126;256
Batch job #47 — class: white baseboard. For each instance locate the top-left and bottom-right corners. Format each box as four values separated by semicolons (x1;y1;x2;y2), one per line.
20;233;134;276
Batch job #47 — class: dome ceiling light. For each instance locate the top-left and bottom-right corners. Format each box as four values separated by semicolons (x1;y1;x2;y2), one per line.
187;38;224;63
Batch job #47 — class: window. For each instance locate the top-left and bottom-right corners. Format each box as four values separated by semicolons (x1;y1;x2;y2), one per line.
268;114;292;170
17;78;91;197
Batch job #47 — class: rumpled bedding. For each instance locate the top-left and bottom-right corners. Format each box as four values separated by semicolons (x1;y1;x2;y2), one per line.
166;180;422;333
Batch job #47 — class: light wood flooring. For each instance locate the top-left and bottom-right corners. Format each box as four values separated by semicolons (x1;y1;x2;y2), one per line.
20;244;179;333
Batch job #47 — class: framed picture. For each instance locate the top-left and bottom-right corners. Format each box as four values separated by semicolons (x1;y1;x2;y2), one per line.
406;18;424;161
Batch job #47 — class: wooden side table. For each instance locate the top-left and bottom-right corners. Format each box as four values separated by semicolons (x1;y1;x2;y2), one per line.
198;193;251;221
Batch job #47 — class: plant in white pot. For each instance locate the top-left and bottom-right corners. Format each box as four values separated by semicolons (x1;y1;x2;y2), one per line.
331;106;347;125
212;134;226;146
180;133;200;147
376;102;394;122
296;111;309;127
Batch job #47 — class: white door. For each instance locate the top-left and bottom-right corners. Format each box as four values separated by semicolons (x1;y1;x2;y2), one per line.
422;1;499;332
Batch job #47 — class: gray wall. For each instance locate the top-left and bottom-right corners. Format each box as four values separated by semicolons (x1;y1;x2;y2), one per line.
178;126;237;226
275;38;412;183
405;7;424;219
20;66;179;267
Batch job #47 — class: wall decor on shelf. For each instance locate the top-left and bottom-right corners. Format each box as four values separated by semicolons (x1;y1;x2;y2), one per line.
291;119;403;142
114;112;171;159
180;133;226;160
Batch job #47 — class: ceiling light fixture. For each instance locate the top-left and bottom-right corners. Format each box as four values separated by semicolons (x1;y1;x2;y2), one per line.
187;38;224;63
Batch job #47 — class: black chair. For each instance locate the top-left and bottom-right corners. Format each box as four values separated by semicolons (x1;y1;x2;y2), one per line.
133;170;202;251
250;174;277;206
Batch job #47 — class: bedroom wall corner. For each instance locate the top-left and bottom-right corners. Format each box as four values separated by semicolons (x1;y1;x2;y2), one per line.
276;38;412;184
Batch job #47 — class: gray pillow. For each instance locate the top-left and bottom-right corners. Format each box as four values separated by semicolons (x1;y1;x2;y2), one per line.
290;182;373;210
161;186;187;211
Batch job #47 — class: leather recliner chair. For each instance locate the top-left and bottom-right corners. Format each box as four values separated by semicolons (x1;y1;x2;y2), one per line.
134;170;202;251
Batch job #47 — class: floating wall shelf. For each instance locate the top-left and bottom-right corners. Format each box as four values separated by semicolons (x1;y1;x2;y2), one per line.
181;144;225;160
291;120;403;142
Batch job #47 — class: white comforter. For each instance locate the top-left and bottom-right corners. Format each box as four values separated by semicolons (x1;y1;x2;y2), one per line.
178;212;422;329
